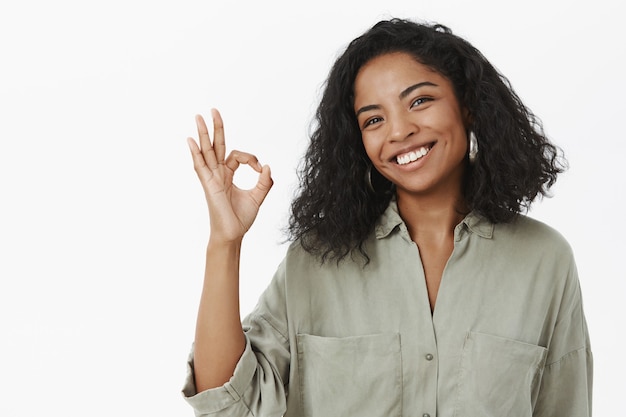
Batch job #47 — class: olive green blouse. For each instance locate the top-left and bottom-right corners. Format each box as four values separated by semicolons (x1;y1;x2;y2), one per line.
183;201;592;417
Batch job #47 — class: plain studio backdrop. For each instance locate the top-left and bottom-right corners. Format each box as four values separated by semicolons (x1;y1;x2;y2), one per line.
1;0;623;415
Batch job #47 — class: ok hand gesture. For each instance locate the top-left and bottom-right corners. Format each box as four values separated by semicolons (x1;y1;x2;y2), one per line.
187;109;273;244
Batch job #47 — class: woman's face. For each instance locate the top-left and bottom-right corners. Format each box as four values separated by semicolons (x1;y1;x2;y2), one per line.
354;52;469;200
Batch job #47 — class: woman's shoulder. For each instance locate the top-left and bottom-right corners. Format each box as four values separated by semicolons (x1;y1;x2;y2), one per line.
281;239;328;276
494;214;575;259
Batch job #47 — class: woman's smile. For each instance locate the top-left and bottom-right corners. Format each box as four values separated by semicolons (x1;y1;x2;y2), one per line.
394;143;434;165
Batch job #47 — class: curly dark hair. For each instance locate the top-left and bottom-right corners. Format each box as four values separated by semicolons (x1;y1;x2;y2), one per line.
287;18;566;263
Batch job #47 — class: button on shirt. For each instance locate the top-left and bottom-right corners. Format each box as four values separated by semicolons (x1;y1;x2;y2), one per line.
183;201;592;417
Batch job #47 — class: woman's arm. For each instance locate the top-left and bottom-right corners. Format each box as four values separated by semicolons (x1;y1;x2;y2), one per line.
533;261;593;417
187;109;273;391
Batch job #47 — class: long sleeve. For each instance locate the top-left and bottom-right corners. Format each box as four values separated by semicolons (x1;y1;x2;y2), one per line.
182;261;290;416
533;260;593;417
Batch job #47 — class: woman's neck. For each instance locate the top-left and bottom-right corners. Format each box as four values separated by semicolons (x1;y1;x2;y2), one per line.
396;190;468;243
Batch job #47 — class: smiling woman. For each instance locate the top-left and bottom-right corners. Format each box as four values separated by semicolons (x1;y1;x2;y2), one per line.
354;52;472;309
182;18;592;417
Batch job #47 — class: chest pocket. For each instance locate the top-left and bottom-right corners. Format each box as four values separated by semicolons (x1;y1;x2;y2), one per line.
296;333;402;417
453;331;548;417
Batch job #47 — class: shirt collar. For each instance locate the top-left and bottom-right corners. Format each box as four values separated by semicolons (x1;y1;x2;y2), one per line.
459;211;494;240
375;199;405;239
375;199;494;241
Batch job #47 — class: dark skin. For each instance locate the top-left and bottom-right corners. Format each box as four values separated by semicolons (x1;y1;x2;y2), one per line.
398;196;467;311
354;52;471;311
187;110;274;390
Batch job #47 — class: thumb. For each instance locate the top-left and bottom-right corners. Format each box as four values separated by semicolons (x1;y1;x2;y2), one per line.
249;164;273;206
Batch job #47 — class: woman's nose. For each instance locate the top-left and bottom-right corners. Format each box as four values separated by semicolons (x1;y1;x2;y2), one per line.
388;112;417;142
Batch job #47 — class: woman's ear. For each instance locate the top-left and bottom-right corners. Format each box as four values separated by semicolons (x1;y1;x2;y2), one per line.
462;107;473;127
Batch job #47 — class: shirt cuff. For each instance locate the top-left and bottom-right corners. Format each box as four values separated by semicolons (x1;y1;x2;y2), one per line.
182;336;257;414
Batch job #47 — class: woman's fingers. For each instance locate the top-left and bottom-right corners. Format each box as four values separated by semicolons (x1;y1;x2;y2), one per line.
186;137;207;171
195;114;219;169
189;113;273;210
250;164;274;206
224;150;263;175
211;109;226;165
224;150;273;204
187;137;215;183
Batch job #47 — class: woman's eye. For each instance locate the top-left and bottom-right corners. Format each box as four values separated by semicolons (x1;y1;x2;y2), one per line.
364;117;383;127
411;97;432;108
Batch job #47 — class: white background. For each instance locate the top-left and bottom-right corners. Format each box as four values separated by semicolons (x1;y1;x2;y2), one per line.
1;0;624;415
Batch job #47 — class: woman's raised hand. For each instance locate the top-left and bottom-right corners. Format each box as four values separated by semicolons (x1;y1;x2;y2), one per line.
187;109;273;244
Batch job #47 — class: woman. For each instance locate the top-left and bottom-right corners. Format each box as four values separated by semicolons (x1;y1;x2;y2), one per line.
182;19;592;417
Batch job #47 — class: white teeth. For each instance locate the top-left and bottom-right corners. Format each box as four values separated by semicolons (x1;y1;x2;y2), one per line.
396;146;431;165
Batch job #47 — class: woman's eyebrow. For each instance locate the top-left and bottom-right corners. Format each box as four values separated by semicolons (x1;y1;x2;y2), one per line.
356;81;439;117
355;104;380;117
399;81;438;100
